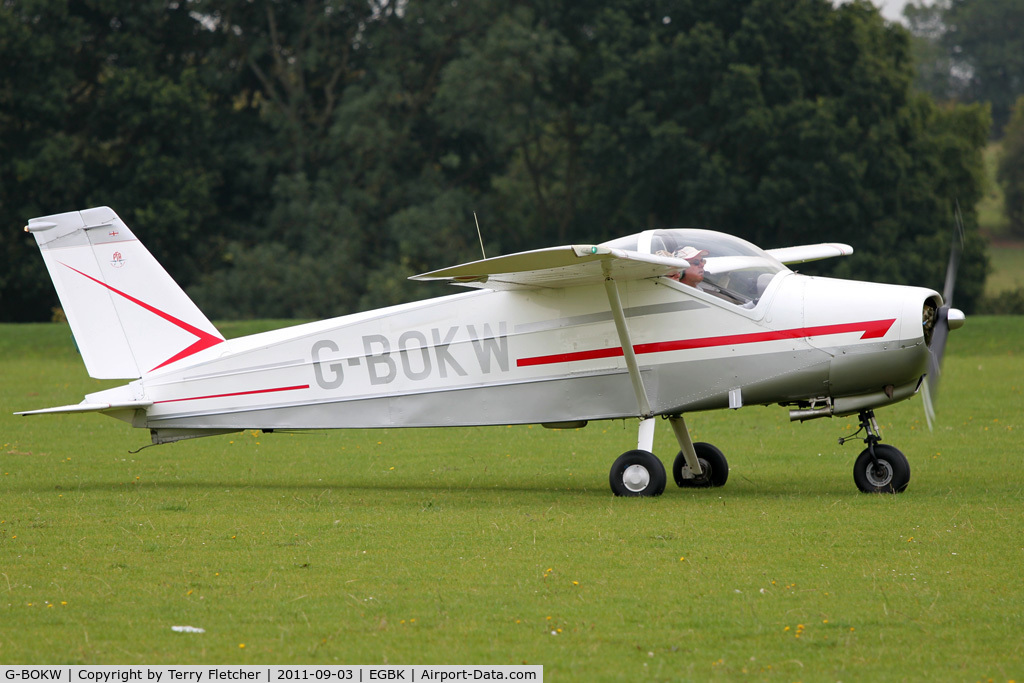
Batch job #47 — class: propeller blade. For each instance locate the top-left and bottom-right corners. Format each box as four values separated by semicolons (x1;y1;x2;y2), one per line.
943;201;965;308
923;201;966;428
921;377;936;431
924;305;950;426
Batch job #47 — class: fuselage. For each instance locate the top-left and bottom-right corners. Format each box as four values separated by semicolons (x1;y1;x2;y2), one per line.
86;233;939;440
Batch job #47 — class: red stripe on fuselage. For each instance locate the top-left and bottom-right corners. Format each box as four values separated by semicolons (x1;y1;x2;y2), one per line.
154;384;310;404
516;319;896;368
60;262;223;372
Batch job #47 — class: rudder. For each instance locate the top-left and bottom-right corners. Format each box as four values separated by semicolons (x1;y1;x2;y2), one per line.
25;206;224;379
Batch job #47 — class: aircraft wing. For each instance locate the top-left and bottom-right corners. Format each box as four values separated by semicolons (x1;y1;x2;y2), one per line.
410;245;684;290
767;243;853;265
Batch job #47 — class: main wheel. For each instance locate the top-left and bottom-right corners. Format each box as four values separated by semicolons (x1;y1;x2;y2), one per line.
609;450;667;497
673;442;729;488
853;443;910;493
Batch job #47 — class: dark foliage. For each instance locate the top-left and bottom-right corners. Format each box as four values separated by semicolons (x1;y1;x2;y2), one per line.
1;0;990;321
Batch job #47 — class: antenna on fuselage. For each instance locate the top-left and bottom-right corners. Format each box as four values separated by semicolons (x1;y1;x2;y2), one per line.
474;212;487;260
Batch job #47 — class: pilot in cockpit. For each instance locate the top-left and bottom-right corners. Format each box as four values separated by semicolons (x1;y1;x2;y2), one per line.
675;246;710;287
657;246;709;288
660;245;756;308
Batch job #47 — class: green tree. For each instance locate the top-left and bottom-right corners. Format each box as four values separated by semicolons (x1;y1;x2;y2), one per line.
187;0;490;318
502;0;990;308
904;0;1024;135
2;0;992;320
998;96;1024;236
904;0;958;101
0;0;222;321
944;0;1024;135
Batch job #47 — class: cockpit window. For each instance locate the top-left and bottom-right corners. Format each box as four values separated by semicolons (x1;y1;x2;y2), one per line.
601;229;788;306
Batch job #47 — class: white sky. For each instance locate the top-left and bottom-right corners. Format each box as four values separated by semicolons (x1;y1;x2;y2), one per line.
872;0;912;24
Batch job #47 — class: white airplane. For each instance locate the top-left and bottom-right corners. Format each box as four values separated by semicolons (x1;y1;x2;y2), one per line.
17;206;965;496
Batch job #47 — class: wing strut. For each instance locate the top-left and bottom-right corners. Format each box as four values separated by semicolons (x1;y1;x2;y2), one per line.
669;414;704;476
602;267;653;419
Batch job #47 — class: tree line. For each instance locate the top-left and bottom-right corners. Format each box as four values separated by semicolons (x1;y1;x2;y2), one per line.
904;0;1024;242
0;0;994;322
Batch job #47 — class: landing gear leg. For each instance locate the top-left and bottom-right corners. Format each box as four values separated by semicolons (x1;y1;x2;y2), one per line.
609;418;666;497
669;415;729;488
843;409;910;493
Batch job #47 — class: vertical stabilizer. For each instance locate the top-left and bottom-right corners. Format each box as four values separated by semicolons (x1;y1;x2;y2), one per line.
25;207;224;379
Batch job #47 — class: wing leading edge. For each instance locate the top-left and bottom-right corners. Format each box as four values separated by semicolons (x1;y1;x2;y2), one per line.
766;243;853;265
411;239;853;291
410;245;686;290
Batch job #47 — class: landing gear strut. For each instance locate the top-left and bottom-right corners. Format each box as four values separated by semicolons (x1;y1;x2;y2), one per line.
842;409;910;493
608;415;729;497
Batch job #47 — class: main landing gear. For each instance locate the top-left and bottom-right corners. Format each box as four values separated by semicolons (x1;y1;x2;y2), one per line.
841;409;910;494
609;415;729;497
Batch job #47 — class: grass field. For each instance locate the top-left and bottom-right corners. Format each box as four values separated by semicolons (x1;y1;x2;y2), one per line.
1;319;1022;680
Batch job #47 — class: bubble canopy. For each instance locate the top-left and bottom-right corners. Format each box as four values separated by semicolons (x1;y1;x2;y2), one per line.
601;229;789;305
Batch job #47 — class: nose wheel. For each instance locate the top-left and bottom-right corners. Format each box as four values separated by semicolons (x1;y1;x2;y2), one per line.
842;410;911;493
853;443;910;493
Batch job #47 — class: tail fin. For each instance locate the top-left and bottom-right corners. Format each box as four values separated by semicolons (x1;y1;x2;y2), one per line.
25;206;224;379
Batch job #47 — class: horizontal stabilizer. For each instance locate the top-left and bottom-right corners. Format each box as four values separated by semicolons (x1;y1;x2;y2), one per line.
767;243;853;265
16;400;152;416
411;245;685;290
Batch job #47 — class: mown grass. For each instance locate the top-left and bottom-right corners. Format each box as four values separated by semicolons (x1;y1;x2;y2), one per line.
1;319;1022;680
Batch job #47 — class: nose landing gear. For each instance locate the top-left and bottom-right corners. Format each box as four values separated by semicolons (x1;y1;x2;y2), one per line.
841;409;910;493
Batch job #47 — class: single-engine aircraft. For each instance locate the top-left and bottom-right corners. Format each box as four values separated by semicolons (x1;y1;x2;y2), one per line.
17;207;965;496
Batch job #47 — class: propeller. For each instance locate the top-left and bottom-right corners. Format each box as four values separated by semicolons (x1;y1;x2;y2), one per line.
923;202;967;429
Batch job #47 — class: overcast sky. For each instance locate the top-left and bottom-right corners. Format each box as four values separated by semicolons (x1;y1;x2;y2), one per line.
872;0;912;23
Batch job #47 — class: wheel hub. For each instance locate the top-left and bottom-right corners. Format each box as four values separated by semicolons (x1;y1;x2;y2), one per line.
622;464;651;492
679;458;710;482
865;460;894;487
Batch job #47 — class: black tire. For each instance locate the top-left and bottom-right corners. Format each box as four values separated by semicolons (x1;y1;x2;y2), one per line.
673;442;729;488
609;450;667;497
853;444;910;493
